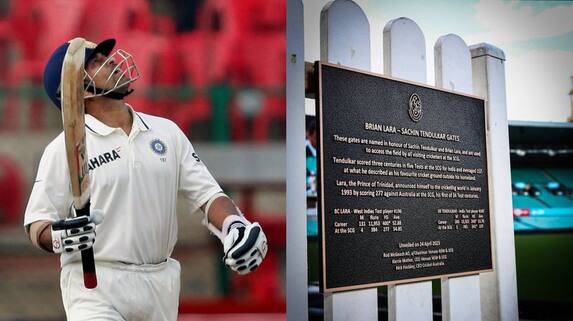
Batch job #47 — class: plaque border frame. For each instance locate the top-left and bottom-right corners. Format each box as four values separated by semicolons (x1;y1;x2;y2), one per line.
315;61;495;293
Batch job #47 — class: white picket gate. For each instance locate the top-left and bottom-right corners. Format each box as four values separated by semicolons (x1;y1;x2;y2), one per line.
286;1;518;320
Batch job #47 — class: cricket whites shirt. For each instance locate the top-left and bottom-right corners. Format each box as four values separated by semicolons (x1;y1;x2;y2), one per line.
24;107;222;266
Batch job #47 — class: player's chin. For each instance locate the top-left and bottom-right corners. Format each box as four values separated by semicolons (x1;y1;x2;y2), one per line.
114;83;131;94
115;84;129;94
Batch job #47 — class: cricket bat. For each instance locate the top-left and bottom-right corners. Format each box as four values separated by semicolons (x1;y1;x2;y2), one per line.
60;37;97;289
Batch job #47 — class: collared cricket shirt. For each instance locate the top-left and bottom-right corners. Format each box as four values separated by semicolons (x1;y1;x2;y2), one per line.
24;108;222;266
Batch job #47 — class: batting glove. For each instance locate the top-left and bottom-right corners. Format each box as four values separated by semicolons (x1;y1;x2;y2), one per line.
51;209;104;254
223;222;268;275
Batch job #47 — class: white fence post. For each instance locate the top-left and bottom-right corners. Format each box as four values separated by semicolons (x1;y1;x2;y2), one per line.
435;34;481;321
320;0;371;69
383;17;433;321
286;0;308;320
470;43;519;321
320;1;378;320
383;17;426;83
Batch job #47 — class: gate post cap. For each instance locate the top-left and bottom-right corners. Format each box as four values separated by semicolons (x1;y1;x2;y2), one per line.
469;43;506;61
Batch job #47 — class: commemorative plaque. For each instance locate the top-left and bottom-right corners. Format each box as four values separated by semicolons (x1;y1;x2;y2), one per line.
316;62;492;292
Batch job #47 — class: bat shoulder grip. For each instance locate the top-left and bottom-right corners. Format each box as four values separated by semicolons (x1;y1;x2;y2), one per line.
76;200;91;217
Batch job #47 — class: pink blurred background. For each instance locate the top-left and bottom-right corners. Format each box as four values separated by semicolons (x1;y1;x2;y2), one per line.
0;0;286;320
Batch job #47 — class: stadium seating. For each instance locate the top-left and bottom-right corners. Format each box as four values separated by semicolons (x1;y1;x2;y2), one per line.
253;96;286;142
82;0;153;40
223;188;285;303
237;33;285;87
172;95;212;135
230;0;285;34
3;0;87;70
0;0;285;139
1;0;87;130
178;31;237;87
197;0;239;36
0;154;24;225
116;31;169;116
0;1;286;318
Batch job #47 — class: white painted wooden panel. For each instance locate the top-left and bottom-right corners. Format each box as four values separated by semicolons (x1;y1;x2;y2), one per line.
320;1;377;321
325;290;378;321
441;275;481;321
320;0;371;70
383;17;433;321
286;0;308;320
383;17;426;83
434;34;472;93
388;282;432;321
434;33;481;321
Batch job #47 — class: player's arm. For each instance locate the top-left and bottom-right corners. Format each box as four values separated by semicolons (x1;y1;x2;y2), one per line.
200;194;245;231
173;121;267;275
24;138;97;254
201;194;268;275
27;220;54;252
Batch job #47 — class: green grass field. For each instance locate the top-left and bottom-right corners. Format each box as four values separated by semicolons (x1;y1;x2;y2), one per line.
514;233;573;303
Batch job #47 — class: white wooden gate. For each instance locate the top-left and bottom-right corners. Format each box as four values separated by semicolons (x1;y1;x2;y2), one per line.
286;0;518;320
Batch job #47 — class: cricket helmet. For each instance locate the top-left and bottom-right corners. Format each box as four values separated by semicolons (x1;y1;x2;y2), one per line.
43;38;140;109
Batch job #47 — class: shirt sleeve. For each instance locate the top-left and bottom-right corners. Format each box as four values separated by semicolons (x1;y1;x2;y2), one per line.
175;126;223;214
23;135;73;227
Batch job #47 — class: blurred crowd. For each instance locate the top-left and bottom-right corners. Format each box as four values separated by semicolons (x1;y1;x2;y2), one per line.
0;1;286;319
0;0;285;141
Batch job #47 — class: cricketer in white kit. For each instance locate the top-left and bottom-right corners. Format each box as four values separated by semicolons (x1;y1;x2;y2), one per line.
24;38;268;321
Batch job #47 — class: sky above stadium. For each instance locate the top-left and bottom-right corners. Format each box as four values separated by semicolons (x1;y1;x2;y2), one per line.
304;0;573;122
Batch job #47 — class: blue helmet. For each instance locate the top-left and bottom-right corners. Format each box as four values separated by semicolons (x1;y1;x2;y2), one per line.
43;38;116;109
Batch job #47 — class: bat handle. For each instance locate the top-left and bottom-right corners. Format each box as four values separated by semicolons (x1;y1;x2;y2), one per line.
81;249;97;288
76;201;97;289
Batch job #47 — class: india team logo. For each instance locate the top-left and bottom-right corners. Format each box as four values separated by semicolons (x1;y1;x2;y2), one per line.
150;139;167;155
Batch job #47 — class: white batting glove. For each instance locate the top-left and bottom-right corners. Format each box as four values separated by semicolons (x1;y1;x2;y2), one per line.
223;221;268;275
51;209;104;254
